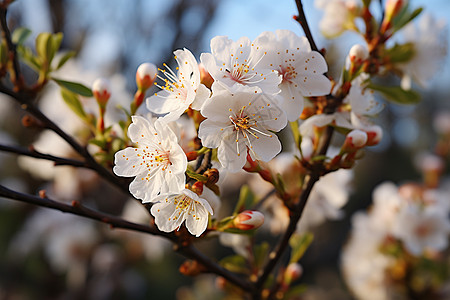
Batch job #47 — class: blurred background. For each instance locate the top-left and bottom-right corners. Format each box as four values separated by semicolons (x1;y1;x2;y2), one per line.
0;0;449;299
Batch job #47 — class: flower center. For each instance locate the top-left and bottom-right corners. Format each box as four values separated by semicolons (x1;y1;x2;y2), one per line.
174;195;192;211
281;64;297;84
155;63;188;101
226;104;273;156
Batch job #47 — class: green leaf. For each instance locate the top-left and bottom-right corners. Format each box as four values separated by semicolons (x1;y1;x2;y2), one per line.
36;32;52;62
49;33;63;63
253;242;269;269
12;27;32;45
17;45;41;71
368;83;421;104
233;185;256;215
52;77;93;97
0;42;7;65
56;51;76;70
387;43;415;63
289;232;314;264
392;6;423;33
185;168;208;182
219;255;249;274
284;284;308;298
89;138;106;148
60;88;87;120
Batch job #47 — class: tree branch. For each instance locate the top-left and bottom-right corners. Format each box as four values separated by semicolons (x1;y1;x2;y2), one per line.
0;143;93;169
0;84;131;194
0;184;168;237
294;0;319;52
0;6;23;88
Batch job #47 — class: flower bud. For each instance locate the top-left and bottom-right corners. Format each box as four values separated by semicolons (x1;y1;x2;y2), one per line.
284;263;303;285
92;78;111;107
191;181;204;196
365;125;383;146
233;210;264;230
199;63;214;89
204;168;219;185
349;44;368;63
343;129;368;151
136;62;157;91
381;0;406;33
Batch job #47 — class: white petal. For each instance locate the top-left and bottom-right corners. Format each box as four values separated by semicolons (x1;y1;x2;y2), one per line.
129;171;163;203
128;116;157;145
151;195;185;232
217;135;247;172
185;202;210;237
198;120;232;148
249;130;282;162
113;147;148;177
190;84;211;110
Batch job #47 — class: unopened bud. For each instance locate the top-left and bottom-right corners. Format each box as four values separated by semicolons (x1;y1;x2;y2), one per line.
199;63;214;89
191;181;204;195
233;210;264;230
343;129;368;151
381;0;405;33
284;263;303;284
185;151;199;161
136;62;157;91
365;125;383;146
385;0;405;19
349;44;368;63
204;168;219;185
92;78;111;106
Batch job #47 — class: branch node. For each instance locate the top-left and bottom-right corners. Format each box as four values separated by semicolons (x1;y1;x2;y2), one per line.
38;190;47;198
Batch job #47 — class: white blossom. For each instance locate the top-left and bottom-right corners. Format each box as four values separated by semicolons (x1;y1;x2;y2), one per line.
392;203;450;255
399;13;448;89
253;30;331;121
113;116;187;203
150;189;213;237
198;85;287;172
315;0;359;38
200;36;281;94
147;48;210;122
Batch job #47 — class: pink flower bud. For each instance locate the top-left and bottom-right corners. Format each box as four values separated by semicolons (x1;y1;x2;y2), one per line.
233;210;264;230
199;63;214;89
349;44;368;63
344;129;368;150
92;78;111;106
284;263;303;283
365;125;383;146
136;62;157;90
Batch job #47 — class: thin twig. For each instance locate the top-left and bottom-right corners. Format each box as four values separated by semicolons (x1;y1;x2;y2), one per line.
0;143;93;169
0;84;131;194
0;184;167;237
0;183;254;292
0;7;23;88
294;0;319;53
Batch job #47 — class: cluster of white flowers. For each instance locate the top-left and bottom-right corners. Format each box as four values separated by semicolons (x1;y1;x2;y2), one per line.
342;181;450;300
114;30;331;236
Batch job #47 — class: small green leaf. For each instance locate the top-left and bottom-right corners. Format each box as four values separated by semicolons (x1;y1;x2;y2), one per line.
368;83;421;104
233;185;256;215
89;138;106;148
52;77;93;97
185;168;208;182
289;232;314;264
392;6;423;33
60;88;87;120
219;255;249;274
253;242;269;269
56;51;76;70
12;27;32;45
386;43;415;63
17;45;41;71
284;284;308;298
36;32;52;61
48;32;63;64
0;42;7;65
